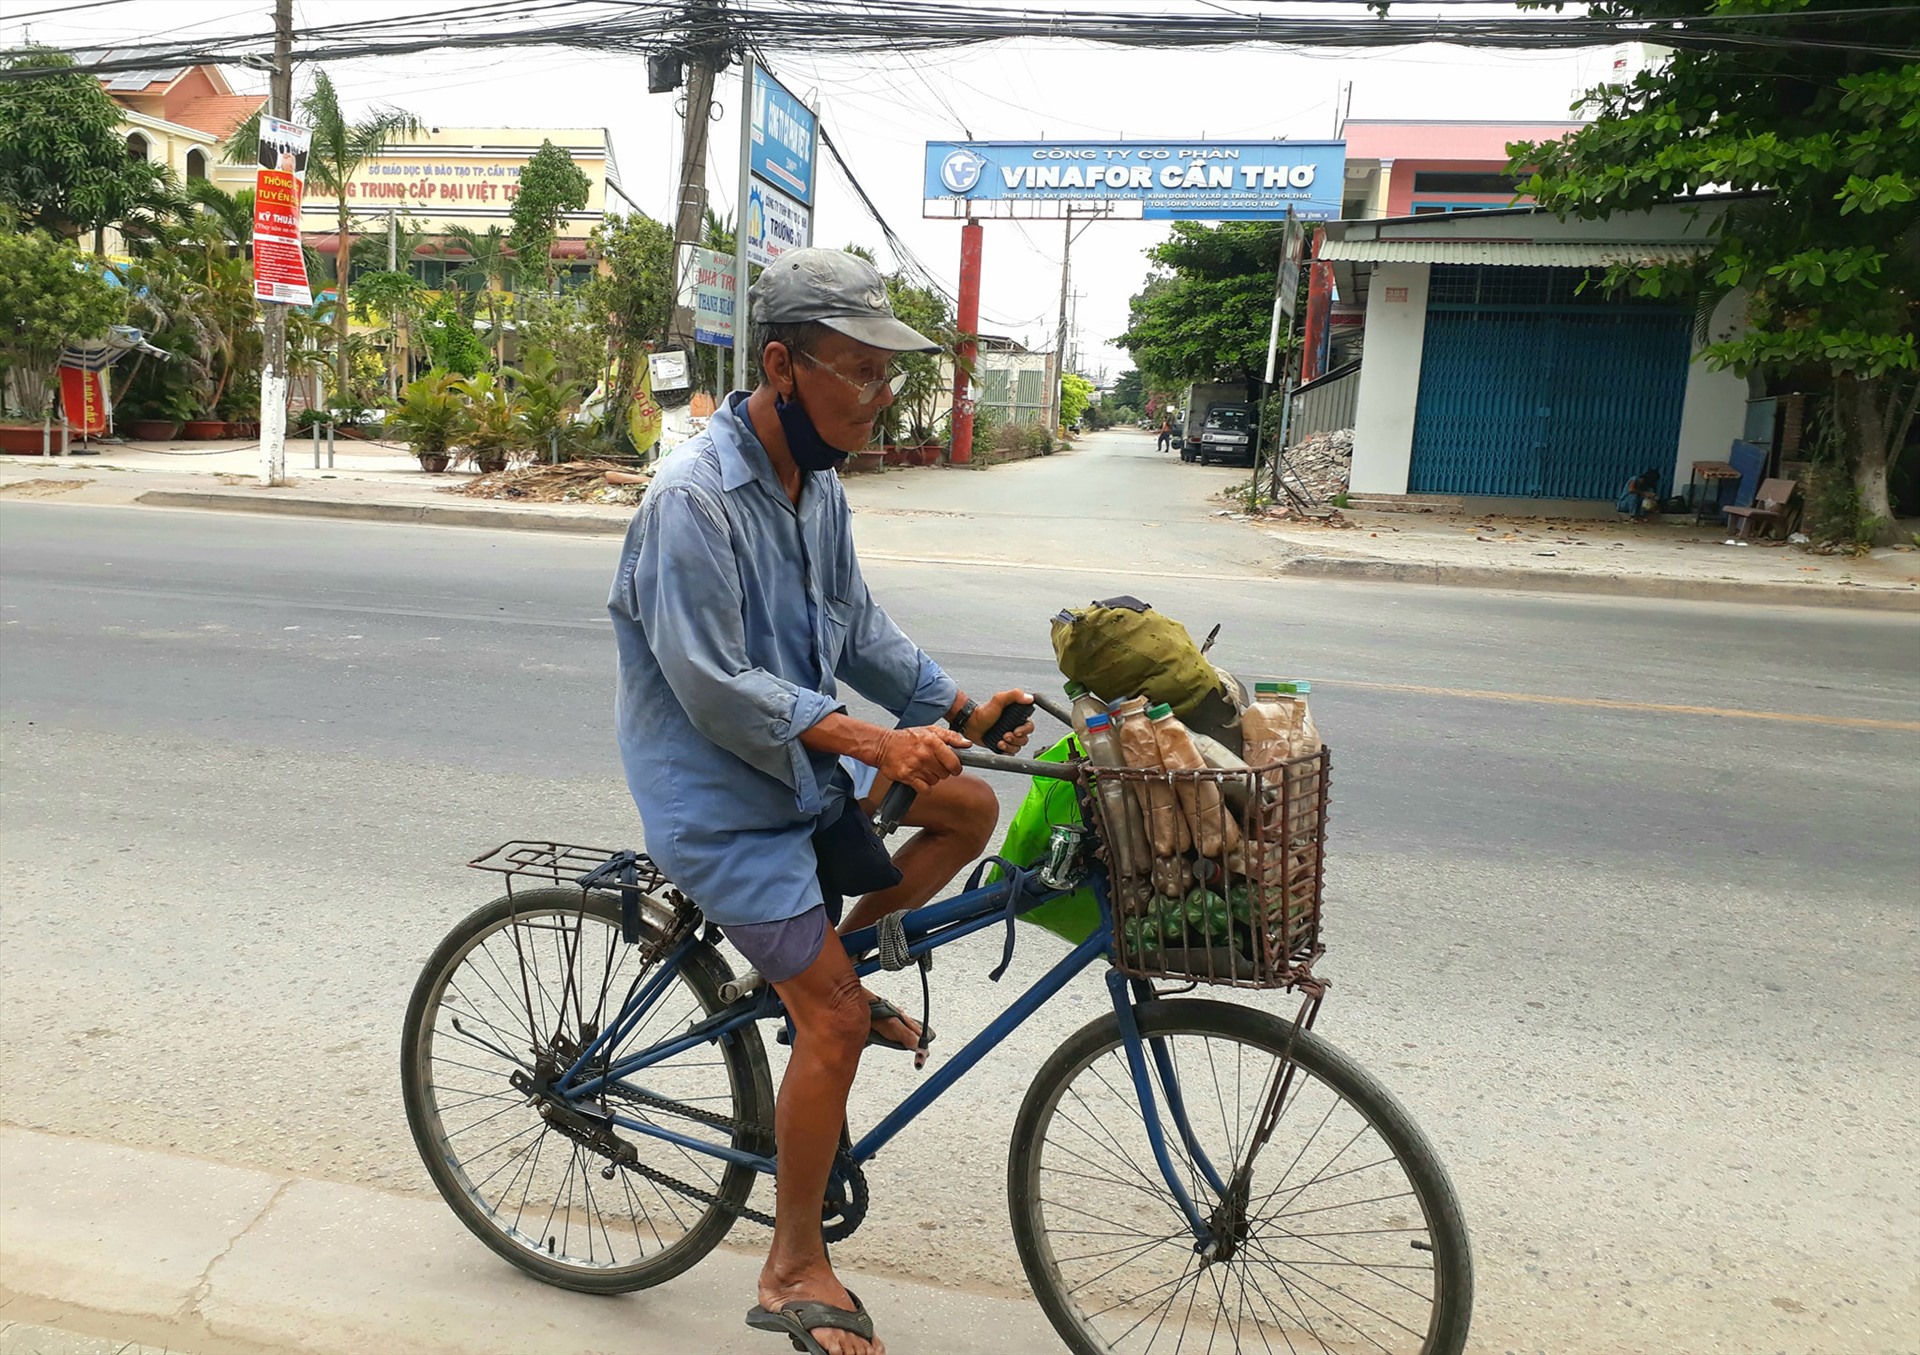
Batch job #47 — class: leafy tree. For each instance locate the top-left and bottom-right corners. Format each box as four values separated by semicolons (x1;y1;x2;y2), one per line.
443;224;519;370
417;293;487;377
349;268;429;393
581;210;674;431
882;271;952;443
1110;368;1145;413
1059;371;1094;429
0;50;177;245
1512;0;1919;541
0;227;127;417
1118;223;1287;388
228;70;421;408
510;140;591;290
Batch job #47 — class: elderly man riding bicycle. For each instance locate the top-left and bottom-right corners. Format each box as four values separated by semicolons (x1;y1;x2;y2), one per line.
608;248;1034;1355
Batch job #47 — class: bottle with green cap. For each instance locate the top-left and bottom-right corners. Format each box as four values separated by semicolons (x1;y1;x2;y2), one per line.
1115;697;1189;857
1273;680;1320;759
1242;681;1292;769
1149;701;1241;859
1064;680;1107;742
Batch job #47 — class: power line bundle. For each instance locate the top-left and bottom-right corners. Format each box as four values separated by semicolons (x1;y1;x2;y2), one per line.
7;1;1915;80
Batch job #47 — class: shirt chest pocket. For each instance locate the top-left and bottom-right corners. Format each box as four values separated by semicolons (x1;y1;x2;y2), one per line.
820;593;856;673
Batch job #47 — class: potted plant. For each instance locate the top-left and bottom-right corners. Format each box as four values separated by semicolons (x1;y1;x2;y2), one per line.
386;370;469;473
454;371;525;473
119;385;196;442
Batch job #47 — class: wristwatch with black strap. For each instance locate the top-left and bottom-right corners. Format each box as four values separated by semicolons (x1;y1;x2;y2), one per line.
944;697;977;737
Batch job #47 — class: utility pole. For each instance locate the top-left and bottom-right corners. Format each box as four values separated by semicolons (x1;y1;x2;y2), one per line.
731;54;754;396
669;2;721;379
258;0;293;487
1052;214;1072;433
386;210;399;398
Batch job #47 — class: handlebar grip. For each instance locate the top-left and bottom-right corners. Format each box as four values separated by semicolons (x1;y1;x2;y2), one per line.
979;700;1036;753
876;780;917;837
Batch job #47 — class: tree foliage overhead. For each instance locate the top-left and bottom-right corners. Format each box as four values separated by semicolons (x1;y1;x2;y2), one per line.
1118;223;1285;388
1512;0;1919;538
510;139;592;288
0;49;177;241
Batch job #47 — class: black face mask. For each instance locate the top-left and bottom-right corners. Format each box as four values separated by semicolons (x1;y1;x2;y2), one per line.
775;387;852;474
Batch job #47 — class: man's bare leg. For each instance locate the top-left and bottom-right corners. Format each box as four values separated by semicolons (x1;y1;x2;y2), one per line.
840;772;998;934
840;772;997;1056
760;932;886;1355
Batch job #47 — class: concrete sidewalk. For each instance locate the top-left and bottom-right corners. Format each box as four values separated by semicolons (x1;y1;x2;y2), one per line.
0;1127;1056;1355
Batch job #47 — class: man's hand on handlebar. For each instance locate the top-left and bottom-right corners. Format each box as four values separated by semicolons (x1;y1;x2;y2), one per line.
873;725;969;793
969;689;1037;754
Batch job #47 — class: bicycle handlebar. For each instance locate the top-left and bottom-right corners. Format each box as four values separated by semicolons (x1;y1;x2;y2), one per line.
876;695;1071;835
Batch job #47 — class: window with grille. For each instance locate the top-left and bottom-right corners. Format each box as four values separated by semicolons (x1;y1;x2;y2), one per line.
1427;265;1654;309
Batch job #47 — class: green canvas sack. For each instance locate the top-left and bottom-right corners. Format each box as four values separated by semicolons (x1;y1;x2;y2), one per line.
1050;596;1244;750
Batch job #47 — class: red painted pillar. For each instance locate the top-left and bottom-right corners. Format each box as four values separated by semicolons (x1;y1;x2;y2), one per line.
949;218;983;465
1299;228;1334;384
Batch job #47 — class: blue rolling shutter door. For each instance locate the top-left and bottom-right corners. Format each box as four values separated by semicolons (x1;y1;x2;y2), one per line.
1409;275;1692;499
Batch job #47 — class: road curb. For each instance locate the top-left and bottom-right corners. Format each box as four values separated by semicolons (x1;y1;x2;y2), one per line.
1280;553;1920;613
125;490;1920;611
135;489;629;536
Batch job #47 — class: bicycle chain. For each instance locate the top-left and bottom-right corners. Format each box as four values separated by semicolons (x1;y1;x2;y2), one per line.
545;1070;865;1239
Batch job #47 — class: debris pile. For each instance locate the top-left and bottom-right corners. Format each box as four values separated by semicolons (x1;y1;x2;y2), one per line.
448;460;651;506
1279;428;1353;500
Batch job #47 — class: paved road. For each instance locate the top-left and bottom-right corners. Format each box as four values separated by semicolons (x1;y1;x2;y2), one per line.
3;433;1917;1354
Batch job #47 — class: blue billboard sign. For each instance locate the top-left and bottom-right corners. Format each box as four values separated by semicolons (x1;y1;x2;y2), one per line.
924;140;1345;221
751;68;816;207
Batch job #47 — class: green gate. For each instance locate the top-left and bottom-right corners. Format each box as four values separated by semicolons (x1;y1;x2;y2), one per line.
1409;267;1692;499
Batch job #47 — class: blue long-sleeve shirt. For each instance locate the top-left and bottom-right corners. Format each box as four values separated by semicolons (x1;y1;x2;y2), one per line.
608;394;957;927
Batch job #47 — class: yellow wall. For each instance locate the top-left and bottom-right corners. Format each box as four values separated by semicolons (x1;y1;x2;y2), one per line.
299;128;614;238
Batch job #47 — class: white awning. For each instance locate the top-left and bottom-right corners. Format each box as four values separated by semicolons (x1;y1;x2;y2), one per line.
1319;239;1710;267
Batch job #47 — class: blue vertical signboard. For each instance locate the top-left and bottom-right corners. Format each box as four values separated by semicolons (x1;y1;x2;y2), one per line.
751;69;816;207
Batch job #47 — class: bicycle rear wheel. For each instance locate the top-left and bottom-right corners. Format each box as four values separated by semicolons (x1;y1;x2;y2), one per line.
1009;999;1472;1354
401;888;772;1294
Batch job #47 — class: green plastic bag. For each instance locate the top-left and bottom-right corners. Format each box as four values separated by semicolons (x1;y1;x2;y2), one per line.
989;735;1104;945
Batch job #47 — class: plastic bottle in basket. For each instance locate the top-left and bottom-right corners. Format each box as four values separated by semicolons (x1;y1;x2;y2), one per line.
1241;681;1292;769
1064;680;1108;742
1080;712;1148;882
1112;696;1190;857
1149;702;1242;860
1278;680;1321;758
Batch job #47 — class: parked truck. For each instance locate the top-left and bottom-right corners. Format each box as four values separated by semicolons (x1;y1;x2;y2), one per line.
1177;381;1258;467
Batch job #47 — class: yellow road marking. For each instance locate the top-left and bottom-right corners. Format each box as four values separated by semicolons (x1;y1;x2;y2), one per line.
1321;679;1920;732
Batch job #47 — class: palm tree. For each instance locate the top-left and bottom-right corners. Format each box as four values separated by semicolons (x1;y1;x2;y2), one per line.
183;179;256;249
443;224;519;371
227;70;420;406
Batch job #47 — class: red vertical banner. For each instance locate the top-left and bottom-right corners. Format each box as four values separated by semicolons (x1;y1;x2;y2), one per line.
252;116;313;306
58;367;108;435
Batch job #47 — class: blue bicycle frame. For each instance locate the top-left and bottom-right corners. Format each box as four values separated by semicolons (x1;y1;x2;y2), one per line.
547;865;1231;1251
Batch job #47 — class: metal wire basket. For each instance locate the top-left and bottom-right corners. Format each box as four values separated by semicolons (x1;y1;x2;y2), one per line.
1084;748;1329;990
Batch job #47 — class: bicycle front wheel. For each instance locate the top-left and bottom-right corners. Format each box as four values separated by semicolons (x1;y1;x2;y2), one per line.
401;888;773;1295
1009;999;1472;1354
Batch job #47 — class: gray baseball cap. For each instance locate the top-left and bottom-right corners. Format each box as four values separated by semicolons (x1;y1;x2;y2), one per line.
749;248;940;353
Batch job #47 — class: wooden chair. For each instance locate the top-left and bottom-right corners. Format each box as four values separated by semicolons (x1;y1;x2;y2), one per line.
1723;477;1800;540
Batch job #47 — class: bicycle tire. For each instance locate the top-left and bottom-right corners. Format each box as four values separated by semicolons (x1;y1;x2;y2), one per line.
401;888;773;1295
1008;999;1472;1355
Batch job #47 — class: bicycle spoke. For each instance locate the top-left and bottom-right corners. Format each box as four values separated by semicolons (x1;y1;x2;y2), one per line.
1021;1022;1457;1355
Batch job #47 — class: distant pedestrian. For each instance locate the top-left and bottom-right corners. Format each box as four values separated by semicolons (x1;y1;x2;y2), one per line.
1618;466;1661;519
1156;417;1173;453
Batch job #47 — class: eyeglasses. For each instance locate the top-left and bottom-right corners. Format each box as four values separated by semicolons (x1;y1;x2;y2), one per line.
797;351;909;407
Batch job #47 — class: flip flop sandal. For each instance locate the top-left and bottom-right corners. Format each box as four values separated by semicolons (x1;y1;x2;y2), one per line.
746;1289;876;1354
865;997;933;1067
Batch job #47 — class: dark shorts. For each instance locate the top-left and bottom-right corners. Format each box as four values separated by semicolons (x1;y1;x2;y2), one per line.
724;905;832;984
722;773;899;984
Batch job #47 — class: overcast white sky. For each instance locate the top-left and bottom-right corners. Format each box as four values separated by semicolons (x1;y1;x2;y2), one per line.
6;1;1626;377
